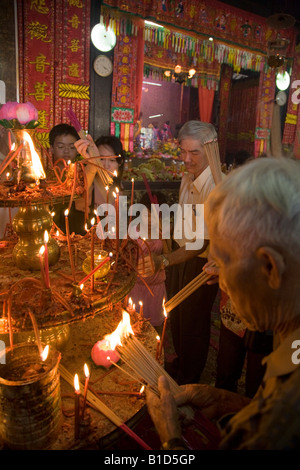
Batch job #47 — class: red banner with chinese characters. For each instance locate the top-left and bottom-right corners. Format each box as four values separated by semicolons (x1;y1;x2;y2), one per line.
282;53;300;157
254;68;276;156
110;30;142;152
17;0;90;151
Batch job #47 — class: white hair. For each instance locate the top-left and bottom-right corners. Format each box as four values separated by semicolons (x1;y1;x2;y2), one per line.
178;120;217;144
206;157;300;258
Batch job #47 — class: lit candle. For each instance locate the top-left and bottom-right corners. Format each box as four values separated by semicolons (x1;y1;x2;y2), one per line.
155;335;160;361
105;185;109;205
90;218;95;291
81;364;90;420
138;301;143;319
94;208;100;224
129;178;134;225
41;345;49;362
43;230;50;288
127;297;133;313
78;256;110;285
6;172;10;181
74;373;80;440
38;245;47;288
64;209;76;282
158;299;167;359
114;188;119;255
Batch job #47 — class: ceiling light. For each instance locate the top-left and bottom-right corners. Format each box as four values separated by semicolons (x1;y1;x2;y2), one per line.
276;71;290;91
91;23;116;52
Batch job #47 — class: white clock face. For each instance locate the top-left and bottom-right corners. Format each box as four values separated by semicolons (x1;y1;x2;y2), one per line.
93;55;113;77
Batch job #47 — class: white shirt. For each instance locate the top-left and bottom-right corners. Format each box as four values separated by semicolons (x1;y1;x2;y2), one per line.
173;166;216;249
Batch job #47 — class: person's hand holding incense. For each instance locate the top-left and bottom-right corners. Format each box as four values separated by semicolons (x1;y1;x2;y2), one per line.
174;383;251;420
203;259;219;285
74;134;99;159
146;376;182;445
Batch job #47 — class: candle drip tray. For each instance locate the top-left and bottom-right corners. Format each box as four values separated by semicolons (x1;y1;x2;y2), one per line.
0;236;137;349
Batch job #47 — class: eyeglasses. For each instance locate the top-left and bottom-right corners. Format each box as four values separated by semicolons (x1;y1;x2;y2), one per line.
54;144;77;151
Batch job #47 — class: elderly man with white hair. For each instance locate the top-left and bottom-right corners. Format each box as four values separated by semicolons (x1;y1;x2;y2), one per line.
146;156;300;450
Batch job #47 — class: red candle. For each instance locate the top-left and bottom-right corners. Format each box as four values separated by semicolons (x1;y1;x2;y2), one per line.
155;335;160;361
43;230;50;288
64;209;76;282
129;178;134;225
90;218;95;291
115;188;119;255
138;301;143;319
78;256;110;285
38;245;47;288
105;185;109;205
81;364;90;420
158;300;167;359
74;373;80;440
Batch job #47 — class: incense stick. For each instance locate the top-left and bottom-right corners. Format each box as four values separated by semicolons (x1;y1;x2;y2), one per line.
203;140;223;185
164;271;212;313
59;364;152;450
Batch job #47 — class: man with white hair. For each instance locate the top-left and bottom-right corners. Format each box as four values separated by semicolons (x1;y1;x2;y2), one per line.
146;156;300;450
139;120;221;385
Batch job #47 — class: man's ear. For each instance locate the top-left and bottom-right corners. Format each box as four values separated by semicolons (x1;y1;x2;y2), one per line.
256;246;286;289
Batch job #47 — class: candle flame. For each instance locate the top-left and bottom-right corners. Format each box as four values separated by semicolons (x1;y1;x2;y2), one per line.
112;192;116;198
139;385;145;394
103;310;134;351
113;170;117;177
64;209;69;217
139;301;143;306
22;131;46;181
163;298;167;318
156;335;160;341
80;283;84;290
41;345;49;361
56;230;59;237
67;160;71;165
44;230;49;244
84;223;88;231
91;217;95;226
128;297;133;306
11;142;16;151
84;363;90;378
116;187;119;194
131;178;134;182
39;245;45;256
105;186;109;191
74;373;80;392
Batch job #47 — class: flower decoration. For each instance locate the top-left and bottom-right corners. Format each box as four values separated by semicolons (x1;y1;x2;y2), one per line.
0;101;39;129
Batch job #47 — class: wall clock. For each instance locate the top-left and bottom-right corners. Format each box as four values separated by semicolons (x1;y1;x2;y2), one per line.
275;91;287;106
93;55;113;78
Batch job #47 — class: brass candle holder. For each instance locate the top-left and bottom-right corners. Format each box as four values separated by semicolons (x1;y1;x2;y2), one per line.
82;250;111;280
12;204;60;271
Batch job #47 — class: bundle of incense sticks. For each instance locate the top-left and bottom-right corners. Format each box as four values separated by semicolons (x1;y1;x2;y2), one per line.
67;106;112;187
203;139;223;185
115;334;220;446
59;364;152;450
164;270;212;314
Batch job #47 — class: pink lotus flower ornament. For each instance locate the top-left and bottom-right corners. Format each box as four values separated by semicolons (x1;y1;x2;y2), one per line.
0;101;39;128
16;102;38;125
0;101;19;120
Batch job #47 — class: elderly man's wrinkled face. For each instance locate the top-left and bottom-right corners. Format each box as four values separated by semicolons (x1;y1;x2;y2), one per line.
179;138;208;178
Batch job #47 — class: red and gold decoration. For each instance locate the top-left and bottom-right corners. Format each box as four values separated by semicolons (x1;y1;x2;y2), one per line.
17;0;91;153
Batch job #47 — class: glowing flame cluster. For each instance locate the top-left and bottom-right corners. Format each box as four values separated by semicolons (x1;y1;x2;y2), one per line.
23;131;46;181
103;310;134;351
